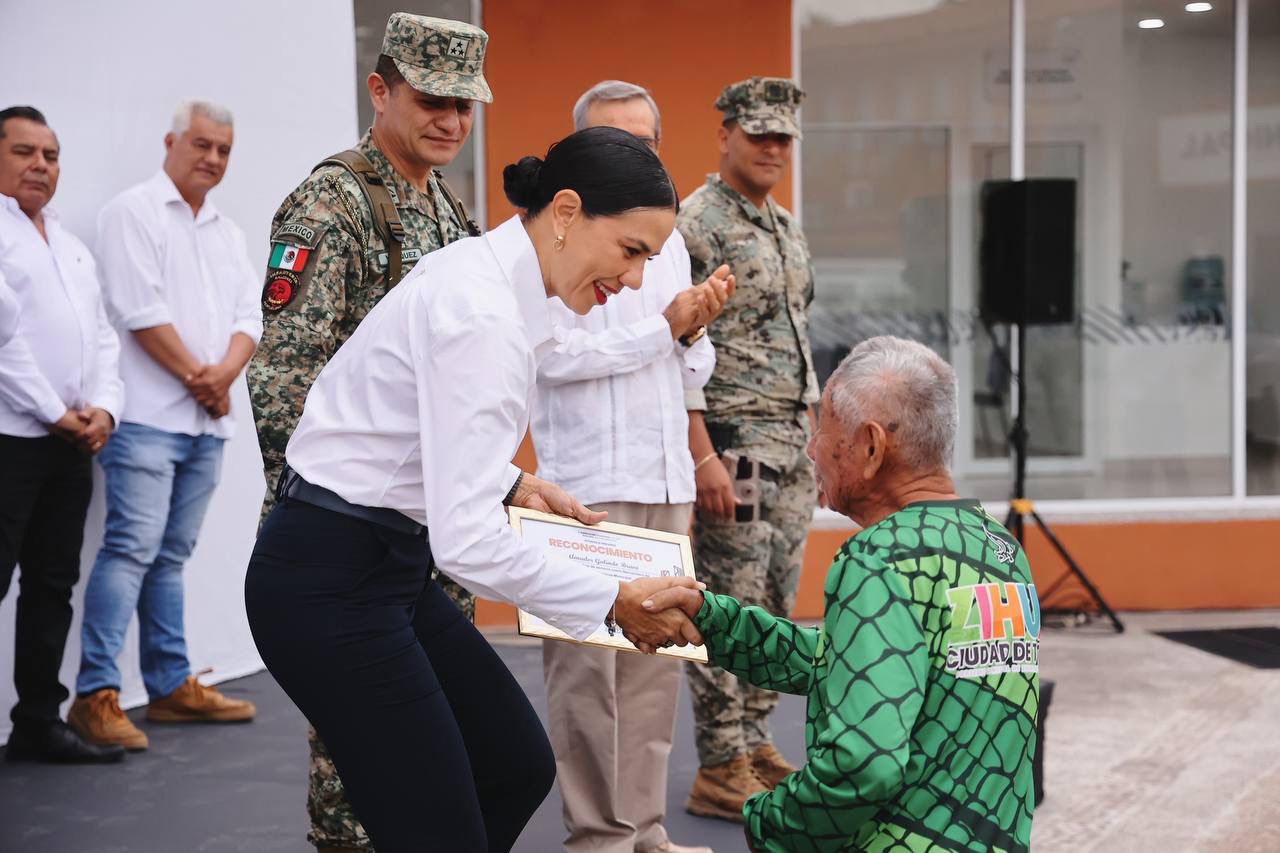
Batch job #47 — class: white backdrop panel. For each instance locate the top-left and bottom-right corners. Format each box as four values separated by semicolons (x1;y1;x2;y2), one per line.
0;0;358;743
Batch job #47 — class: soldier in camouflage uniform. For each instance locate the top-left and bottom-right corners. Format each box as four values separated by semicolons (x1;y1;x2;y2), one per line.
246;13;489;852
676;76;820;823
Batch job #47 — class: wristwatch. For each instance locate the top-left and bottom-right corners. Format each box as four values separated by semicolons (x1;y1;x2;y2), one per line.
678;325;707;348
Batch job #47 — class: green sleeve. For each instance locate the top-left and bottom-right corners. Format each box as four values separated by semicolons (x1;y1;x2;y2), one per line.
695;592;819;695
745;556;929;852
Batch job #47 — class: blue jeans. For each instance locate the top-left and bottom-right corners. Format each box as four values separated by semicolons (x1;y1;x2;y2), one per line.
76;422;224;700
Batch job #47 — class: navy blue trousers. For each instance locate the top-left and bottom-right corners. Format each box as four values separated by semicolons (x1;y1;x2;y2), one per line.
245;499;555;852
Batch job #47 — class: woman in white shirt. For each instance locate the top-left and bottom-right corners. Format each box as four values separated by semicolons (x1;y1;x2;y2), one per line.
244;127;704;852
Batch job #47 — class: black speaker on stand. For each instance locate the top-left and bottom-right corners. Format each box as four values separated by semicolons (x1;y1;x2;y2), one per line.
978;178;1123;634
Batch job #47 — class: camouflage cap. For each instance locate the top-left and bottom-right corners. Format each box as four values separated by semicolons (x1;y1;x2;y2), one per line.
381;13;492;103
715;76;805;139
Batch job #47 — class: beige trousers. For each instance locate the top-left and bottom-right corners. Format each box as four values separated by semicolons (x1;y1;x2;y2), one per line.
542;500;693;853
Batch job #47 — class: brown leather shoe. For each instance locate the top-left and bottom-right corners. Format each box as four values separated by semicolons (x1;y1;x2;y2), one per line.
68;689;149;751
751;742;798;788
146;675;256;723
685;753;768;823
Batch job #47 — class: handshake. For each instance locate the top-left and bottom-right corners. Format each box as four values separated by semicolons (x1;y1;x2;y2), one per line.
612;576;716;655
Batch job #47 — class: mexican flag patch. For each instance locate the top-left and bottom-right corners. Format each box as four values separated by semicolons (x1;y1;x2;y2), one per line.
269;242;310;271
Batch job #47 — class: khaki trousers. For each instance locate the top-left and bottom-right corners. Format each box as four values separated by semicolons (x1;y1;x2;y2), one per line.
542;500;693;853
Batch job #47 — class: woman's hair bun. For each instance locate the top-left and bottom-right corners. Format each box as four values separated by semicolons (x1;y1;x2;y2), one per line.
502;155;544;209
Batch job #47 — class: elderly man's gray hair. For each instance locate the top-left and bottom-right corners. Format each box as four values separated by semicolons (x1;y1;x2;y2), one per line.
170;100;234;136
827;336;958;471
572;80;662;142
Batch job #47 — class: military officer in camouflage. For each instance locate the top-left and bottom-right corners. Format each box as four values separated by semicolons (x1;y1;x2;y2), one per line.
246;13;488;853
676;76;820;823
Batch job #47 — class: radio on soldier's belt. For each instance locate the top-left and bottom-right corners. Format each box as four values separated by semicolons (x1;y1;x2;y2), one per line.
718;449;779;524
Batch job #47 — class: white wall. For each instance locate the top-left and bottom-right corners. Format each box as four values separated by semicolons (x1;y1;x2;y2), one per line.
0;0;358;743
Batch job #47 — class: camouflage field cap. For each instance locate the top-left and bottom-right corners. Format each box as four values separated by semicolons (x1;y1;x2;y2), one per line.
715;76;805;139
381;13;492;103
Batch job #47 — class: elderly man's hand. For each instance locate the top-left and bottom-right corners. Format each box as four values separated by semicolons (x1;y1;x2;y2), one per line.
513;472;608;526
640;583;705;621
614;576;705;653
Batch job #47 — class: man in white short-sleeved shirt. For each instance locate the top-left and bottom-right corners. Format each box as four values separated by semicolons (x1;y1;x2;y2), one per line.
530;81;734;853
69;101;262;753
0;105;125;764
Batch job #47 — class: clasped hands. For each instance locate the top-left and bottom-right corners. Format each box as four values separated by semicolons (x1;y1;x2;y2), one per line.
184;362;236;418
48;406;114;455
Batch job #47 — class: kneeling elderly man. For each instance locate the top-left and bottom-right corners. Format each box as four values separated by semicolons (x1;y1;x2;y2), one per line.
641;336;1040;852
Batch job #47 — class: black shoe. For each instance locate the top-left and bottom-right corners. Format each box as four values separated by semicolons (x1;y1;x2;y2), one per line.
5;720;126;764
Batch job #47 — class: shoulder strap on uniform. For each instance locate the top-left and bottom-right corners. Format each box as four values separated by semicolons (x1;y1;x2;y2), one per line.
432;170;482;237
314;150;407;285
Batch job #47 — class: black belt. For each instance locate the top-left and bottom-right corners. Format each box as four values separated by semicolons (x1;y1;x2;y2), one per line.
278;467;425;537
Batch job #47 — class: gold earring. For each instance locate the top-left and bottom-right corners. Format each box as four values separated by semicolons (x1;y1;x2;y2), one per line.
553;234;565;251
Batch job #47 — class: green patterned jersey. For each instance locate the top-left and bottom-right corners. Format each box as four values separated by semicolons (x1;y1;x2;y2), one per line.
694;499;1040;852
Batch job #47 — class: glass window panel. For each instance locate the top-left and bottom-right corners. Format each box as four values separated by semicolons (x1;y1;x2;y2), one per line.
969;142;1085;462
1246;4;1280;495
1017;0;1234;499
801;0;1237;500
800;0;1011;499
804;126;951;383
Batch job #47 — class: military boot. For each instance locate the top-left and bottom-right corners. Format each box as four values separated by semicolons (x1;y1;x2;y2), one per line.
685;753;768;823
68;688;149;750
751;742;798;788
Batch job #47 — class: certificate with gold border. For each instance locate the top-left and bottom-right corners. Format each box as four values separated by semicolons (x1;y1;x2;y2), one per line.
508;507;708;663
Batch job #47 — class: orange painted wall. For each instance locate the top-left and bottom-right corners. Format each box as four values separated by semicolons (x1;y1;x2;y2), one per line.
791;519;1280;621
480;0;794;228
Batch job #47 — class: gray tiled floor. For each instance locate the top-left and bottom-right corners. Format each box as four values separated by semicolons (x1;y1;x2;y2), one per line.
1031;610;1280;853
0;637;804;853
3;612;1279;852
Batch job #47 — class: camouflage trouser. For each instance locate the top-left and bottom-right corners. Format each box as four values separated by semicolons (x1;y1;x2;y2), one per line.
258;464;476;850
685;446;814;768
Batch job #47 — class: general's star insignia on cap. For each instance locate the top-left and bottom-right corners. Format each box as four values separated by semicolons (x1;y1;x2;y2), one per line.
382;12;492;103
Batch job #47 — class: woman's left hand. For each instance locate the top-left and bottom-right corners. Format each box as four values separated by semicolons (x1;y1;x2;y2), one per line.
513;473;608;525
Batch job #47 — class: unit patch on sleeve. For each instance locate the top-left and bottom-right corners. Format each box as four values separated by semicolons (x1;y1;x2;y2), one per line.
263;270;300;312
262;219;324;313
